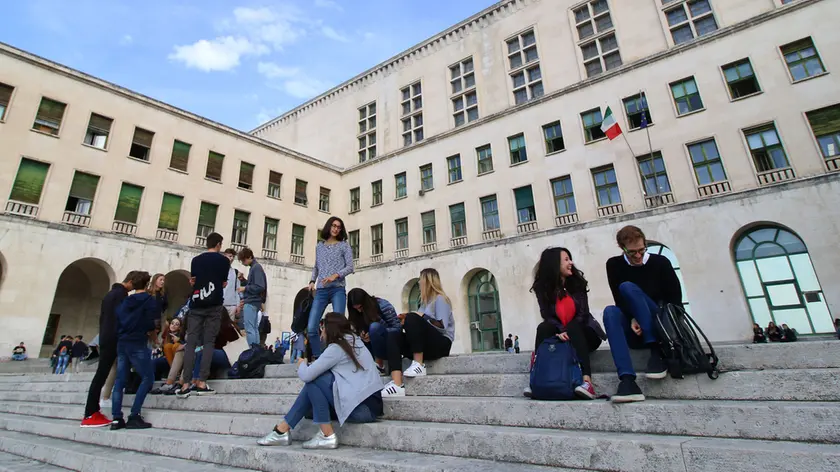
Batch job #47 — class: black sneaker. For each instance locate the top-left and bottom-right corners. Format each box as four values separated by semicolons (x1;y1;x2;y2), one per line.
611;377;645;404
149;385;164;395
110;418;126;430
160;383;178;395
126;415;152;429
175;384;193;399
645;349;668;380
192;384;215;396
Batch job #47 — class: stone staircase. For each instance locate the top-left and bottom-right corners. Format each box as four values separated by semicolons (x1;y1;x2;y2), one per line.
0;341;838;471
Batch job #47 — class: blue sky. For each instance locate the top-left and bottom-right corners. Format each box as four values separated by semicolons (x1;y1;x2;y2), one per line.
2;0;495;131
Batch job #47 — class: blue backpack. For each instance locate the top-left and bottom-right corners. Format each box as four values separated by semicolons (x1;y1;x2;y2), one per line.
529;337;583;400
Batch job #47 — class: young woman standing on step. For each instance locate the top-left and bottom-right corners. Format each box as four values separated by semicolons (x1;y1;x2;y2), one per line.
400;268;455;378
307;217;355;359
529;247;606;399
347;288;405;397
257;312;383;449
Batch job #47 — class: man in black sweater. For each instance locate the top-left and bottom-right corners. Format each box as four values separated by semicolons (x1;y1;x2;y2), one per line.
603;225;682;403
80;271;138;428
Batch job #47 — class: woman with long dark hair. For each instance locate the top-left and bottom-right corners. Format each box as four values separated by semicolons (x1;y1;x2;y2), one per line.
400;268;455;378
529;247;606;399
307;217;355;358
257;313;382;449
347;288;404;397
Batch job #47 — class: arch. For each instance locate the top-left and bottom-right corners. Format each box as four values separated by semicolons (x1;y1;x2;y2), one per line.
465;269;504;352
401;278;420;313
647;241;691;314
732;224;833;334
164;270;192;320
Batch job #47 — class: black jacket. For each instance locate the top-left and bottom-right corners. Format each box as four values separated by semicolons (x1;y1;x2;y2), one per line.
536;291;607;340
53;340;72;357
100;283;129;347
117;292;158;344
71;341;88;359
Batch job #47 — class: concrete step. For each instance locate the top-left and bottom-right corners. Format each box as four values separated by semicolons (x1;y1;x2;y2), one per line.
0;450;69;471
0;373;94;383
0;414;571;472
0;430;255;471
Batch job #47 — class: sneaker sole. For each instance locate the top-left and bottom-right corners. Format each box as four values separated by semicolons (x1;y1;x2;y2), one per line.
175;392;192;399
125;425;152;429
195;390;216;396
80;423;112;428
645;371;668;380
574;388;596;400
611;394;646;403
402;372;426;378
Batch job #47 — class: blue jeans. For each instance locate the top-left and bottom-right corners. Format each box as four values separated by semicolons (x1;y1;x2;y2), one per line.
111;343;154;420
308;286;346;357
55;355;69;374
12;354;26;361
603;282;659;378
191;349;231;380
284;372;377;428
243;304;260;347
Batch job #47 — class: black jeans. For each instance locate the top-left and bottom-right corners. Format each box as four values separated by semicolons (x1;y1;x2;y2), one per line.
84;342;117;418
402;313;452;362
181;305;223;383
535;318;602;377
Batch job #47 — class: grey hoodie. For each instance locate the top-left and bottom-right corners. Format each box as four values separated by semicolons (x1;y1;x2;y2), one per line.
242;261;267;307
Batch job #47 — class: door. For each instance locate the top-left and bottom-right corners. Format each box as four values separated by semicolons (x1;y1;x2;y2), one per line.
468;270;503;351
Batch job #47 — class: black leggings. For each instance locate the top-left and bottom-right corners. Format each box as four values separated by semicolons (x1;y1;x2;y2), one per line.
402;313;452;361
535;318;602;377
84;342;117;418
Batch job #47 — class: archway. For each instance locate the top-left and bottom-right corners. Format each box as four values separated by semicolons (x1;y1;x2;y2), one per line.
647;242;691;314
466;269;504;352
164;270;192;320
401;278;421;313
43;258;115;357
733;225;833;334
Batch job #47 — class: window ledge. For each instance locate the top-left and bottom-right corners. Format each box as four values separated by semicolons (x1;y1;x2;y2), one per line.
730;91;763;102
421;187;435;193
585;137;608;146
791;71;829;85
545;149;566;157
319;209;330;214
237;186;254;193
394;196;407;201
30;128;60;139
81;143;108;153
349;209;360;214
267;195;282;201
676;108;706;119
294;202;309;208
627;123;656;133
204;177;222;184
478;170;495;177
371;202;383;208
127;156;151;164
448;179;463;186
168;167;189;175
510;160;529;168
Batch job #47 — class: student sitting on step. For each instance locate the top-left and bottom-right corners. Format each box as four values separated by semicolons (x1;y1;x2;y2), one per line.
753;323;767;343
400;268;455;378
766;322;783;342
602;225;682;403
347;288;404;397
780;324;798;342
528;247;606;399
257;312;383;449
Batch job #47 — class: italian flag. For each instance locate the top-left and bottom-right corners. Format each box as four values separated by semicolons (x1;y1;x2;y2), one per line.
601;106;622;140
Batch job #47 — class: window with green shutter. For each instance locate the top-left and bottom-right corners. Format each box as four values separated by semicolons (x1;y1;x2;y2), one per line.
32;98;66;135
239;162;255;190
157;193;183;231
291;224;306;255
232;210;250;245
508;134;528;164
170;140;191;172
294;179;308;205
348;230;360;260
395;218;409;250
395;173;407;199
350;187;361;212
129;127;154;161
268;171;282;198
0;82;13;121
450;203;466;238
447;155;462;183
420;164;434;191
206;151;224;181
476;145;493;174
10;158;50;205
65;171;99;215
371;224;383;255
371;180;382;206
480;195;500;230
806;105;840;160
84;114;113;149
514;185;536;223
422;210;436;244
263;217;279;250
197;201;217;237
114;183;143;224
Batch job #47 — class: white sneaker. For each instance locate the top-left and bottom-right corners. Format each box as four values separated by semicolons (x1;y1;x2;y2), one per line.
381;381;406;397
403;361;426;378
99;398;111;409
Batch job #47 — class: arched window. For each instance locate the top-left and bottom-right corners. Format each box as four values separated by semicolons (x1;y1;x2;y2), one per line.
408;281;421;311
467;270;503;351
647;243;691;314
733;226;832;334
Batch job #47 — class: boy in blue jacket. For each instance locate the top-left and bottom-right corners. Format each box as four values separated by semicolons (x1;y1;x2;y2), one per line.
111;271;156;430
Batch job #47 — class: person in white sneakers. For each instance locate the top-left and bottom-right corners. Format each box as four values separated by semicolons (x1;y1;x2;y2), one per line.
347;288;404;397
400;268;454;378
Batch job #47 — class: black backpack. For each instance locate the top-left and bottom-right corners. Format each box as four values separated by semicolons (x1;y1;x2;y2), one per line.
291;287;314;334
654;303;719;379
231;345;269;379
259;314;272;335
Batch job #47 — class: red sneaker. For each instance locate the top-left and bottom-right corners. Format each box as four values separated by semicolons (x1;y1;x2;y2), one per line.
81;411;113;428
574;381;597;400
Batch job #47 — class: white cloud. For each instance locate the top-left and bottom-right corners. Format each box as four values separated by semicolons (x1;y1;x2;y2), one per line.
232;6;277;23
321;26;348;42
119;34;133;46
314;0;343;12
169;36;269;72
257;62;300;79
283;78;332;99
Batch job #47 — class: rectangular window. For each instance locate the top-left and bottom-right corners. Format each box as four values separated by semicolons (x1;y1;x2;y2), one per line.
0;83;13;121
507;30;543;104
263;217;278;251
670;77;704;115
84;113;113;149
420;164;434;191
550;176;577;216
371;224;384;255
129;127;154;161
348;230;360;260
237;162;255;190
637;152;672;196
508;134;528;164
32;97;66;135
319;187;330;212
268;171;282;198
581;108;606;142
623;93;653;130
664;0;718;45
422;211;436;244
206;151;224;181
372;180;383;206
401;81;424;146
781;38;826;82
158;193;183;231
65;171;99;215
291;224;306;256
197;201;218;237
744;124;790;172
294;179;308;206
395;172;407;199
477;144;494;174
688;139;727;185
722;59;761;99
114;183;143;224
232;210;250;245
447;155;462;183
514;185;536;223
350;187;361;212
592;165;621;206
806;105;840;160
395;218;409;250
480;195;500;231
543;121;565;154
9;158;50;205
358;102;377;162
169;140;191;172
450;203;467;238
451;57;479;126
574;1;621;77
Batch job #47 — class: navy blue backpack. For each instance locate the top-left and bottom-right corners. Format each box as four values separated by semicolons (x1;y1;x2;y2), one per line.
529;337;583;400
